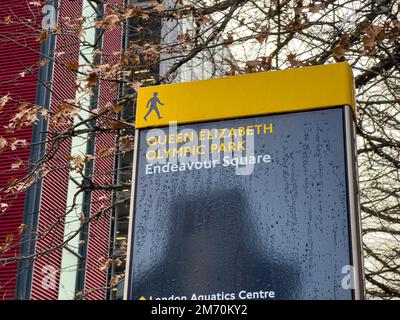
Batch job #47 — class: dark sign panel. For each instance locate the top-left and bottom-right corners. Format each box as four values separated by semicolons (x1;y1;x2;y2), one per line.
126;107;361;300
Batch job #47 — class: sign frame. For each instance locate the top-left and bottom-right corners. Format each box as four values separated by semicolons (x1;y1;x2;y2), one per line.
343;105;365;299
124;63;365;300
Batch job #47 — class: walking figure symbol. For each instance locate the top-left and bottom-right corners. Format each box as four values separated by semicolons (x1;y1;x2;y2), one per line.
144;92;164;121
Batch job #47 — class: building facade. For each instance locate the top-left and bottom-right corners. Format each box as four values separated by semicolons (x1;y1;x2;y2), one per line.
0;0;228;300
0;0;123;300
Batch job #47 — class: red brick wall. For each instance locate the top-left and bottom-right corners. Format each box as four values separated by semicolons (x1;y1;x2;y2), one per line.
84;0;124;300
0;1;42;300
30;0;82;300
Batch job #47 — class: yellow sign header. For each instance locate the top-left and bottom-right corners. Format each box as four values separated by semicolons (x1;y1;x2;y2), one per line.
136;62;355;129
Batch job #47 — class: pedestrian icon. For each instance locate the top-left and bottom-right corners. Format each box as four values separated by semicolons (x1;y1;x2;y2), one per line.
144;92;164;121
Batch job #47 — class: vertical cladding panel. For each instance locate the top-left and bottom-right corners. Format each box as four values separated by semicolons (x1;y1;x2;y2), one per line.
83;0;123;300
0;2;41;300
30;0;83;300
